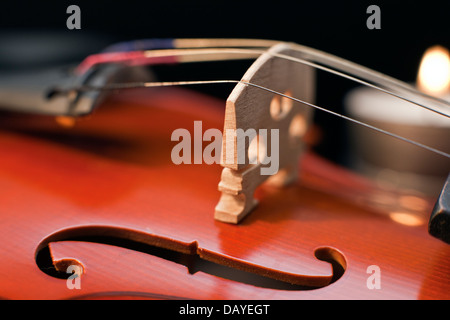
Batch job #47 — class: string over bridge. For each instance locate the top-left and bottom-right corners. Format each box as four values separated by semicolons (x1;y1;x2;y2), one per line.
214;43;315;223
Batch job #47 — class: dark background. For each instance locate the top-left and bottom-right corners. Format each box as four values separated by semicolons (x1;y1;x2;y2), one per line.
0;0;449;164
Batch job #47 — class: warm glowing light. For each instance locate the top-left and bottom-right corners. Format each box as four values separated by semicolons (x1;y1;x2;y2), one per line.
55;116;77;128
389;212;424;227
417;45;450;95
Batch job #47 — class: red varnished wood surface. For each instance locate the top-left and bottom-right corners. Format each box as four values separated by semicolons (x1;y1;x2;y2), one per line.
0;88;448;299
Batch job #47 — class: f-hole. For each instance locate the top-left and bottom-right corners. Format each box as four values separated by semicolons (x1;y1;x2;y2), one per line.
35;225;346;291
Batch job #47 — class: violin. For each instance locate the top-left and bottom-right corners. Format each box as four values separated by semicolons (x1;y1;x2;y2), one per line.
0;38;448;300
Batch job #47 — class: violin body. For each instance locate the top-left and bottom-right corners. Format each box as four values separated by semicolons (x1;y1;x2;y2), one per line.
0;86;448;300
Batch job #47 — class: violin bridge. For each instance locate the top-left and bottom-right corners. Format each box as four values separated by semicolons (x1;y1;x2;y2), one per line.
214;43;315;224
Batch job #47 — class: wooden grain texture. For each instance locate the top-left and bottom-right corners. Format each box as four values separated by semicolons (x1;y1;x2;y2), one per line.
0;88;448;300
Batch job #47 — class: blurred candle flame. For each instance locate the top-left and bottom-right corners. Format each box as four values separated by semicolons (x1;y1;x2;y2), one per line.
417;45;450;95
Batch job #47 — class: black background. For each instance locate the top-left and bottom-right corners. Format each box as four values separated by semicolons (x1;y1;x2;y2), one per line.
0;0;449;164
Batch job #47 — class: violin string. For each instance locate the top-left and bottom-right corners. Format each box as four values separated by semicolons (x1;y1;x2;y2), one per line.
268;50;450;118
287;43;450;105
60;79;450;159
79;38;278;69
242;81;450;159
146;47;450;117
75;46;450;117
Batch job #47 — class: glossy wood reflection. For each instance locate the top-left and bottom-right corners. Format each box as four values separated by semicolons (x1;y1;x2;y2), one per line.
0;88;448;299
